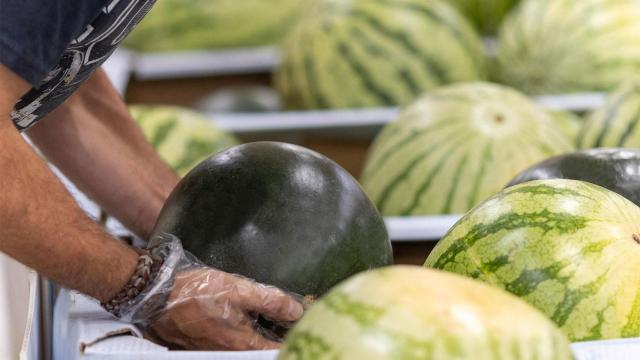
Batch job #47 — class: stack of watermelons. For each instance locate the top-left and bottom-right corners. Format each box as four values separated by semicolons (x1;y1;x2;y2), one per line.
121;0;640;357
274;0;640;108
149;141;640;357
149;142;579;358
275;0;488;109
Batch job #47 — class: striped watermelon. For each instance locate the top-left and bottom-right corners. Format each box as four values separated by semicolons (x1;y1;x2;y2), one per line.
275;0;487;109
495;0;640;94
361;82;573;216
129;105;238;176
550;110;582;143
425;179;640;341
577;82;640;149
279;266;574;360
124;0;307;52
449;0;520;34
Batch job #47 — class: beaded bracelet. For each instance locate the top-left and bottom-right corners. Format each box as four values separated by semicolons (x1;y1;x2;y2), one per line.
102;248;164;317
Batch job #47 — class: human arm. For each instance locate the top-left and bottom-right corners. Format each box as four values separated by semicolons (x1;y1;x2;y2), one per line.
0;64;303;349
26;69;179;239
0;63;139;302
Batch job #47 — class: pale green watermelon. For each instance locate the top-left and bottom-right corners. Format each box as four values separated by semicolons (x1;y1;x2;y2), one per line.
129;105;238;176
550;110;583;143
279;266;574;360
124;0;308;52
448;0;520;34
275;0;487;109
495;0;640;94
426;179;640;341
361;82;573;216
578;82;640;149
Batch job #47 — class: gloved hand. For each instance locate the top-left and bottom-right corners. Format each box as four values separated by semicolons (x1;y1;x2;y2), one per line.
118;234;304;350
150;267;303;350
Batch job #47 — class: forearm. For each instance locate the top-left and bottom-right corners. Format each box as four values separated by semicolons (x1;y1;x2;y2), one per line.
26;70;180;239
0;74;137;302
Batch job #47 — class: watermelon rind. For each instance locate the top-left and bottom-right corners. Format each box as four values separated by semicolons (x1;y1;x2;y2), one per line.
275;0;487;109
449;0;521;34
124;0;308;52
129;105;239;176
361;82;573;216
426;179;640;341
279;266;574;360
577;82;640;149
495;0;640;94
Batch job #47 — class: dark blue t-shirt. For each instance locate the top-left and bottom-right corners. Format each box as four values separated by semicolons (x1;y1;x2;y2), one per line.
0;0;155;131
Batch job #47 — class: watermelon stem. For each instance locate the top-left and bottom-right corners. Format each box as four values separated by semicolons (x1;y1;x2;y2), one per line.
634;234;640;245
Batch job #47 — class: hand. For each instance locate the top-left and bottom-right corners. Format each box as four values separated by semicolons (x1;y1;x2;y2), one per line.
149;267;304;350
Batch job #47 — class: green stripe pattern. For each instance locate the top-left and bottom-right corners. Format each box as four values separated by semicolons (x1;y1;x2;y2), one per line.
426;179;640;341
449;0;521;34
124;0;308;52
578;82;640;149
279;266;574;360
495;0;640;94
129;105;239;176
274;0;487;109
361;82;573;216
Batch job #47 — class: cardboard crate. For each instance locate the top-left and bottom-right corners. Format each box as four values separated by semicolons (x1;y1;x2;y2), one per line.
50;288;640;360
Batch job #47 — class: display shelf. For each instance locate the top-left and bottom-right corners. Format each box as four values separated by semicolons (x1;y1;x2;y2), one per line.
210;92;604;133
128;47;280;80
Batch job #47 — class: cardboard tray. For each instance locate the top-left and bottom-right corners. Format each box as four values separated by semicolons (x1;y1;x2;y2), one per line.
208;92;605;134
128;47;280;80
50;288;640;360
40;163;640;359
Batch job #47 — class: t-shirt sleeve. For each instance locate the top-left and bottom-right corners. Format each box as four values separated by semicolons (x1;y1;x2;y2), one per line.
0;0;107;86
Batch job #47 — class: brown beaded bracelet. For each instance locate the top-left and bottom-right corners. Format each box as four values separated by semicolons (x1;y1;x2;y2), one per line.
102;248;164;317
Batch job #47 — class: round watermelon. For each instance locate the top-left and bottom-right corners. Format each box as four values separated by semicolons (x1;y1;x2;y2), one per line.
152;142;392;299
577;82;640;149
124;0;308;52
426;179;640;341
279;266;574;360
508;148;640;207
495;0;640;94
129;105;238;176
361;82;573;216
275;0;487;109
449;0;520;34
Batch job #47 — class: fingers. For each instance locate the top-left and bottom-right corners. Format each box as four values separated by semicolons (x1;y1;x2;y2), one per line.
152;311;282;351
243;328;283;350
152;269;303;351
239;284;304;322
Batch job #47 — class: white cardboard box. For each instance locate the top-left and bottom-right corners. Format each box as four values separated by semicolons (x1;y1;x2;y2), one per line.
18;273;40;360
53;289;278;360
0;254;36;360
209;92;606;134
130;47;280;79
49;288;640;360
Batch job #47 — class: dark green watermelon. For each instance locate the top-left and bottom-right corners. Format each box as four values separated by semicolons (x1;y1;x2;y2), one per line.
152;142;392;299
507;148;640;206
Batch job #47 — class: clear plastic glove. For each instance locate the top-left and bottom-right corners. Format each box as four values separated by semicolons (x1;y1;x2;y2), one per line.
118;234;304;350
150;267;303;350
